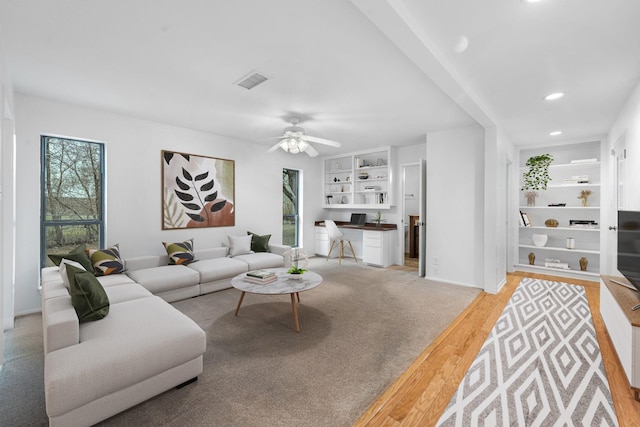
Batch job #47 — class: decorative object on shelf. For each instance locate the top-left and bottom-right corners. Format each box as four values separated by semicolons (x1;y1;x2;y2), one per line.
544;258;570;269
376;158;384;166
335;162;340;171
569;219;598;228
358;171;369;180
548;203;566;207
333;177;338;182
326;195;333;204
521;153;553;206
341;196;348;204
566;238;575;249
528;252;535;265
579;257;588;271
525;192;538;207
545;219;559;227
532;234;548;247
371;211;386;228
577;189;592;207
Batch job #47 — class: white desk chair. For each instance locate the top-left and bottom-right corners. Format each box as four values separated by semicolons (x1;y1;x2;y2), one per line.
324;220;357;265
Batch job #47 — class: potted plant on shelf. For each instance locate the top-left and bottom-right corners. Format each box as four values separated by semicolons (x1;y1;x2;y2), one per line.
372;211;386;228
521;154;553;206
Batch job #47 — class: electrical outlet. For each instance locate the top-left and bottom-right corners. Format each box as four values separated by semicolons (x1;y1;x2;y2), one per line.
433;257;439;266
433;266;439;275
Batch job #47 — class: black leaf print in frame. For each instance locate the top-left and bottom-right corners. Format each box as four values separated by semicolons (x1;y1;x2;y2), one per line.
164;152;190;165
174;166;226;224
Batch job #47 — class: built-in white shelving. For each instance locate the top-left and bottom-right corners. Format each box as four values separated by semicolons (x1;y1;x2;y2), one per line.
323;146;395;209
517;141;602;280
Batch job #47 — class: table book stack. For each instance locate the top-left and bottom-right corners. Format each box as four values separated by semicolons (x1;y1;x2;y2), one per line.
245;270;277;284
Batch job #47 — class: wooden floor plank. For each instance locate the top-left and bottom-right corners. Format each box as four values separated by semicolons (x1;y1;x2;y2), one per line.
354;272;640;426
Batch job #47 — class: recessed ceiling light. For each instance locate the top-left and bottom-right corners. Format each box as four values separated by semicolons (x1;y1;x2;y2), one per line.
544;92;565;101
549;131;563;136
522;0;542;3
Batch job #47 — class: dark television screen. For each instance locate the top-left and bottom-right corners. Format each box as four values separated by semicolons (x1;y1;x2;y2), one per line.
618;210;640;291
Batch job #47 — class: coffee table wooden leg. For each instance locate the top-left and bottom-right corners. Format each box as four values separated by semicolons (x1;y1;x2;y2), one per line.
235;291;246;316
291;293;300;333
296;292;300;303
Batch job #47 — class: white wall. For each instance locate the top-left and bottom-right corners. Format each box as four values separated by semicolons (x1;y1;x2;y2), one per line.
604;79;640;275
14;93;322;314
1;25;16;368
426;125;484;288
484;126;514;293
608;80;640;209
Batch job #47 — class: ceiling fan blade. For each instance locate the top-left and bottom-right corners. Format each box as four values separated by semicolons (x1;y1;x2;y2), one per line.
304;144;319;157
300;135;341;147
267;141;284;153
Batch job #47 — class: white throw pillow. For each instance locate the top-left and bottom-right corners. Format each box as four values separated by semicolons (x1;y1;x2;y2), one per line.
227;235;253;257
59;258;86;289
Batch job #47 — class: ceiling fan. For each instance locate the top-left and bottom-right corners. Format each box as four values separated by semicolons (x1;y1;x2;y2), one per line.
267;117;341;157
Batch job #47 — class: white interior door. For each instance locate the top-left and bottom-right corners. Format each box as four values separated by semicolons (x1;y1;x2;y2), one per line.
608;136;627;273
401;162;419;269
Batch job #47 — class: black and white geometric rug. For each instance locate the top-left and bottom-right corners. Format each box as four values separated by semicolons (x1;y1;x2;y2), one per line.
436;278;618;426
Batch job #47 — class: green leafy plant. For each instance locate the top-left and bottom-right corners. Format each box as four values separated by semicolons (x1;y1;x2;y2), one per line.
287;248;308;274
521;154;553;191
287;265;307;275
372;211;386;225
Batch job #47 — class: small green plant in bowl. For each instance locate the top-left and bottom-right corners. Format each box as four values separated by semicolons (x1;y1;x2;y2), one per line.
287;265;307;275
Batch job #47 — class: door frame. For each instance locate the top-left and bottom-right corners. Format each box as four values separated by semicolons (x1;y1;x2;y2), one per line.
400;160;426;276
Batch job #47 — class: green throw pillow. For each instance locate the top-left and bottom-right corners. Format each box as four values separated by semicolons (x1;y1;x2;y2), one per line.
247;231;271;252
48;244;94;272
163;239;195;265
87;244;125;276
66;264;110;322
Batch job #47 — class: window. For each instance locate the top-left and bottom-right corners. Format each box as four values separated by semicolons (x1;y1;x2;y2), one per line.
282;168;301;247
41;136;105;267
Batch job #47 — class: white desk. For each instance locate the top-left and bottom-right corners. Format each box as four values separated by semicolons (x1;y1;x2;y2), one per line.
314;222;396;267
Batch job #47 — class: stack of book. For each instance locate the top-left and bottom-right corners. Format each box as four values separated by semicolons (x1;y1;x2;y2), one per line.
245;270;277;284
544;258;570;270
563;175;589;185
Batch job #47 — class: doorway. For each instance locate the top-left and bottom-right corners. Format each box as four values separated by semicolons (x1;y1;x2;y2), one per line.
401;161;426;275
607;134;626;274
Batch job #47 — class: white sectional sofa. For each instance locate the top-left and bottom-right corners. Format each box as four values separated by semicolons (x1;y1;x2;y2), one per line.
41;243;288;426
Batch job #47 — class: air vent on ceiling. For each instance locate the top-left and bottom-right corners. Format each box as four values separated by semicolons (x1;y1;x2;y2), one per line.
235;70;269;90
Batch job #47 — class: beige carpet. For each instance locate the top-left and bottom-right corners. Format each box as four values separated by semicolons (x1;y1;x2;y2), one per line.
0;257;481;427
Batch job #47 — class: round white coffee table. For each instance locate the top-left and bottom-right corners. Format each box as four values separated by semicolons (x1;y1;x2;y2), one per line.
231;268;322;333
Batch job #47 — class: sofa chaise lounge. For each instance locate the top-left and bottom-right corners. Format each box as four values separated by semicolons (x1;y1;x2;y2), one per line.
40;242;287;426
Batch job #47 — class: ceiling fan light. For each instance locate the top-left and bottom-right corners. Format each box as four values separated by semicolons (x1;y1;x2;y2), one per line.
297;140;309;152
286;138;300;153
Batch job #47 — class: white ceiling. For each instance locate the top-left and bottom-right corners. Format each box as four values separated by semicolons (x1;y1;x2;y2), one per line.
1;0;639;155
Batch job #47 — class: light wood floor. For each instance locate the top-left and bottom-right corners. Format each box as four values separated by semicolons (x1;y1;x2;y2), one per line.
354;271;640;426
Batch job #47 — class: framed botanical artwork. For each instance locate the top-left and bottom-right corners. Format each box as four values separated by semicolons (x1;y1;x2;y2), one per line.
162;150;235;229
